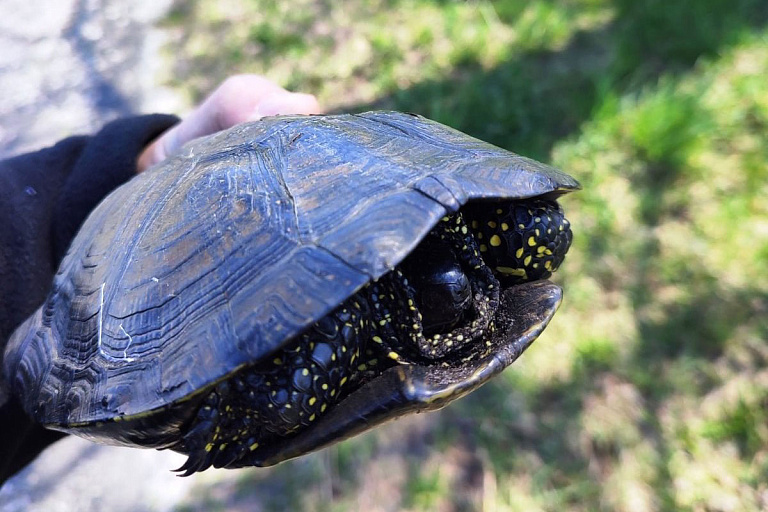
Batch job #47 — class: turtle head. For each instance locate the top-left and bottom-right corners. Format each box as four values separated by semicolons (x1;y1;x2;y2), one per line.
379;198;573;362
424;198;572;333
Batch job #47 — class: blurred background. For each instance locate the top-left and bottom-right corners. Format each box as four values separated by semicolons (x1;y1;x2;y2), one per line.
1;0;767;510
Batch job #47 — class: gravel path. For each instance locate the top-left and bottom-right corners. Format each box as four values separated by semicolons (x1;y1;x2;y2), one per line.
0;0;182;158
0;1;205;510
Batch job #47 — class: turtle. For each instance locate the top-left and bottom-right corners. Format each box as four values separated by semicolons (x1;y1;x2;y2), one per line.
3;111;579;475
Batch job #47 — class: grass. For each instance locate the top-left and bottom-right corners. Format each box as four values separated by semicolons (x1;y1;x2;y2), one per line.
163;1;768;510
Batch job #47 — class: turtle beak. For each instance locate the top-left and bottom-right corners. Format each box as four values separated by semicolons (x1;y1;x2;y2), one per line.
249;280;562;467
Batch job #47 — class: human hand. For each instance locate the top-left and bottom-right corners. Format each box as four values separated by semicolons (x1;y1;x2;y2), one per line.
137;74;320;173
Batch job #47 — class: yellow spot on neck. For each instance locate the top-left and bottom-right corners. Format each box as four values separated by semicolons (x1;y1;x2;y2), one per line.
490;235;502;247
496;266;527;277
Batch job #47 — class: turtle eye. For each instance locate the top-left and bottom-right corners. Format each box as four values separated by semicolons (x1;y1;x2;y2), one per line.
466;199;572;285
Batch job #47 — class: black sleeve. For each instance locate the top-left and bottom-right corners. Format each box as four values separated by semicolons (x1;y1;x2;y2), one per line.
0;113;179;486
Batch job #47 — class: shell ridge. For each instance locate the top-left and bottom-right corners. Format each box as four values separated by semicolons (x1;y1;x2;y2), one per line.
254;129;302;240
354;111;412;137
357;111;490;155
411;174;465;213
313;243;375;281
409;180;455;210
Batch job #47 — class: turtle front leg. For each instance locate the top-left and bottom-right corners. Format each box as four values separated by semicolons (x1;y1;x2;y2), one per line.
174;295;371;474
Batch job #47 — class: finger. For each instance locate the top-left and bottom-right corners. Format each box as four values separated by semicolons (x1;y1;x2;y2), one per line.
171;75;287;148
137;75;321;172
161;76;320;156
246;92;321;121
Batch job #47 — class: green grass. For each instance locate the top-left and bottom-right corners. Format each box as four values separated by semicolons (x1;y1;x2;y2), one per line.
166;1;768;510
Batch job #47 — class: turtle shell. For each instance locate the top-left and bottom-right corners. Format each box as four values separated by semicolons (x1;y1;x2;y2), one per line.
4;111;579;447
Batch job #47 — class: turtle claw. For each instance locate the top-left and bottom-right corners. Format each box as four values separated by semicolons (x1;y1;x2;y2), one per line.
174;427;219;475
174;423;216;475
173;391;221;475
174;451;211;476
212;443;247;469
